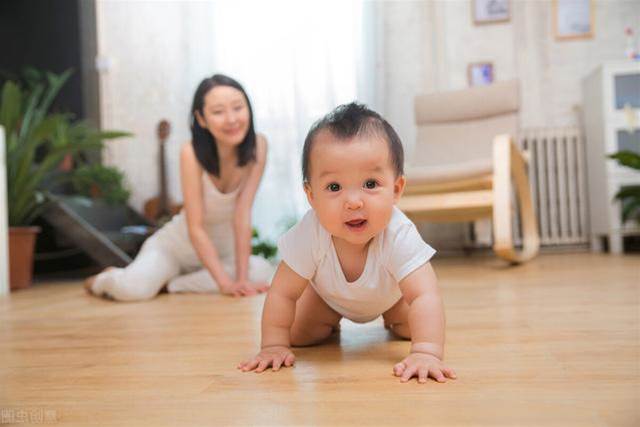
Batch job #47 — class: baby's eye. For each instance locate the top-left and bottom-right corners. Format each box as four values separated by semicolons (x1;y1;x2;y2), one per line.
364;179;378;189
327;183;341;192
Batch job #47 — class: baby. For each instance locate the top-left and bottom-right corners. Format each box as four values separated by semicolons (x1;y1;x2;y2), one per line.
238;103;456;383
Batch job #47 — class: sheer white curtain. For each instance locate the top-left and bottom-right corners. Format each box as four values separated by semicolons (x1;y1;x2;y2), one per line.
210;0;376;239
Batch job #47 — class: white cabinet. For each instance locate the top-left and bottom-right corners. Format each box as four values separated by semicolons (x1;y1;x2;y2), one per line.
583;61;640;253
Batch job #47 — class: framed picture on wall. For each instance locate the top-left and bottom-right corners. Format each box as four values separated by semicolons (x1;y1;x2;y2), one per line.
473;0;510;25
553;0;594;40
468;62;494;87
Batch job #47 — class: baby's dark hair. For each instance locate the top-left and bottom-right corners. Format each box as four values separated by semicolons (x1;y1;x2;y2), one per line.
302;102;404;182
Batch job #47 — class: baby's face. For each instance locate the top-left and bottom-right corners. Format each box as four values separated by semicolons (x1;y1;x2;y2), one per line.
304;131;405;248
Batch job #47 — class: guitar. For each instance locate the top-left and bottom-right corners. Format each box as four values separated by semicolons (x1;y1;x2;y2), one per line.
143;119;181;225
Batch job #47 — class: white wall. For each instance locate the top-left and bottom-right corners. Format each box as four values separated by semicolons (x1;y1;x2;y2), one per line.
380;0;640;250
382;0;640;153
96;1;216;212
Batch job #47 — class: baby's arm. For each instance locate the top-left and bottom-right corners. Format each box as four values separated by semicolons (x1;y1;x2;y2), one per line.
237;261;308;373
394;263;457;383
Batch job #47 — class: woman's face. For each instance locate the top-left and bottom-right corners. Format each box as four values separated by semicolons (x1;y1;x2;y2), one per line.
195;85;250;148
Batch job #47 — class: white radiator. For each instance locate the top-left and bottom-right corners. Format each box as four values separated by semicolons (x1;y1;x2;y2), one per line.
519;128;589;247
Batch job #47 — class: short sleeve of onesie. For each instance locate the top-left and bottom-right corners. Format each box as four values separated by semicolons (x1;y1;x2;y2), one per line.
384;221;436;283
277;210;323;280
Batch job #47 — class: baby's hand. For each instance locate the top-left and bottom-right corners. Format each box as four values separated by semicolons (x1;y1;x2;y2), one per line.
237;346;295;373
393;352;457;384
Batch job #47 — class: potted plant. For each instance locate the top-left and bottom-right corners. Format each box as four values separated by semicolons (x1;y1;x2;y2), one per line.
609;149;640;227
1;69;129;290
72;164;131;205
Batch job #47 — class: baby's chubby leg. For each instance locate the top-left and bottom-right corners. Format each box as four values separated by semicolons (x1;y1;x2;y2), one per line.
382;297;412;339
290;285;342;347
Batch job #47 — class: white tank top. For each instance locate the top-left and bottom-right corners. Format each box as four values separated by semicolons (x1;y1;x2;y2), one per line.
155;173;240;265
200;174;239;226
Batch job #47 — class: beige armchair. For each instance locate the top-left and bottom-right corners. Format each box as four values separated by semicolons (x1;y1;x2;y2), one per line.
398;80;540;263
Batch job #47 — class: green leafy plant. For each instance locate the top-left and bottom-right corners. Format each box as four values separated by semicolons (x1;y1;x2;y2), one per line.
609;149;640;225
251;227;278;260
0;69;130;226
72;164;131;205
250;216;298;261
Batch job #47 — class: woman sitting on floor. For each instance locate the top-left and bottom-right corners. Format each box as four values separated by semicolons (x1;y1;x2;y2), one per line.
85;74;274;301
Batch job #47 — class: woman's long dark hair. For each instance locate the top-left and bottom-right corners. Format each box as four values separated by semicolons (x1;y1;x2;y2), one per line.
190;74;257;176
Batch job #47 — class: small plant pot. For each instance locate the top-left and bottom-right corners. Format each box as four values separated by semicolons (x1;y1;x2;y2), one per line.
9;226;41;291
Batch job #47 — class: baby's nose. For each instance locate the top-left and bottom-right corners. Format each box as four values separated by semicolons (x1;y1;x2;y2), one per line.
344;193;364;210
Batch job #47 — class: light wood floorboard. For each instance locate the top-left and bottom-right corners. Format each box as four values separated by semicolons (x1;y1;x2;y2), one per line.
1;253;639;426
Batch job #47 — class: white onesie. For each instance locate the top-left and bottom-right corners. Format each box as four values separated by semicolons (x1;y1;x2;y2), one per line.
278;206;435;323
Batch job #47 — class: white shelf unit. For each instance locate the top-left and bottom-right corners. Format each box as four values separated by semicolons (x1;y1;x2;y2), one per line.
583;61;640;253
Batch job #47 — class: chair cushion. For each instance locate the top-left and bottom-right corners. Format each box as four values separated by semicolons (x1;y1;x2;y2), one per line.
405;158;493;185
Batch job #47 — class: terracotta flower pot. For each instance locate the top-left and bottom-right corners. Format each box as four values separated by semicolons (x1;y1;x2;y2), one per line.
9;226;41;291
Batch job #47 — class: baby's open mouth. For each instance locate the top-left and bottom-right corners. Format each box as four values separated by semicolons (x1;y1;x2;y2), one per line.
345;219;367;230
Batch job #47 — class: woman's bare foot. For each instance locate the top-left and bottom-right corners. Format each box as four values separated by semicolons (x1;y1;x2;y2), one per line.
83;276;97;294
83;267;115;296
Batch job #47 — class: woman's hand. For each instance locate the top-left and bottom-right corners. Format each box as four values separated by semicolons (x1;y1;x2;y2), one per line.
243;280;269;293
220;280;269;297
237;345;295;372
393;352;457;383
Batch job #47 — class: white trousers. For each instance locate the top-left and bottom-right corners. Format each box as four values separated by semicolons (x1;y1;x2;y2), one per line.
91;233;275;301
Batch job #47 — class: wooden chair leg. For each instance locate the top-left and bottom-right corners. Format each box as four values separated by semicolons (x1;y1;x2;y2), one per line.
492;134;540;263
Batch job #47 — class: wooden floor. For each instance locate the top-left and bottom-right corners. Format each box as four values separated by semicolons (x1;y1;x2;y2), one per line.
1;253;639;426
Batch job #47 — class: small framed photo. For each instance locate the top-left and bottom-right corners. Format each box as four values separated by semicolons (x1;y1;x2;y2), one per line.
468;62;494;87
473;0;510;25
553;0;594;40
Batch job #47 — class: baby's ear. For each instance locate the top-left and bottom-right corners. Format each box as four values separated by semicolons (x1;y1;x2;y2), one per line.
393;175;406;201
303;182;314;204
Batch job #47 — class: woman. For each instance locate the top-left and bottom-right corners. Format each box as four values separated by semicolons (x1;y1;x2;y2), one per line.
85;74;274;300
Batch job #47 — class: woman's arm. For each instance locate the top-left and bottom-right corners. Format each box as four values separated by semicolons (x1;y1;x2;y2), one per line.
180;143;235;292
233;135;268;283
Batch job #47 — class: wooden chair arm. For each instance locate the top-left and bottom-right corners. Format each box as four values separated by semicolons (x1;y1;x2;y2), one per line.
492;134;540;263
